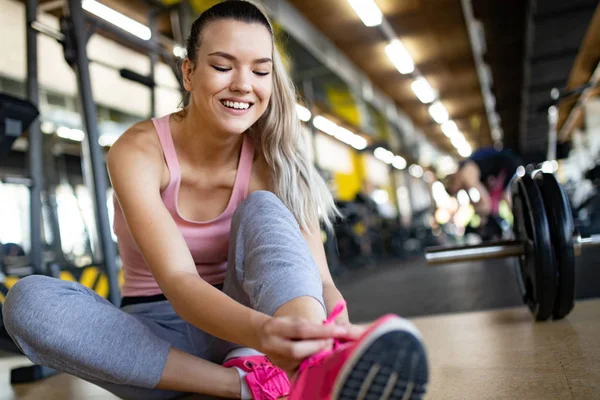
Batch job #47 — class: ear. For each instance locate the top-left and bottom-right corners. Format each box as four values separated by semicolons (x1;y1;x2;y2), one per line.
181;58;195;92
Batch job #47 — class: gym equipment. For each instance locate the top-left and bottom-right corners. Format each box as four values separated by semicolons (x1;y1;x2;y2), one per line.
425;172;600;321
0;93;39;160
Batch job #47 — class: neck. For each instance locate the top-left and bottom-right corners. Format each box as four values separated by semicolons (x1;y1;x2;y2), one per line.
175;108;244;168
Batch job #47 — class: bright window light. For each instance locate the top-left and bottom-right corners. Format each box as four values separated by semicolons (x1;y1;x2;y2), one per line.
57;126;84;142
392;155;407;170
411;77;436;104
428;101;448;124
82;0;152;40
385;39;414;74
295;104;312;122
348;0;383;27
98;134;118;147
409;164;423;178
441;120;459;138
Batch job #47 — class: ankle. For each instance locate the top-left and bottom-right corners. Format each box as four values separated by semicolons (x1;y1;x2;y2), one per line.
227;367;243;399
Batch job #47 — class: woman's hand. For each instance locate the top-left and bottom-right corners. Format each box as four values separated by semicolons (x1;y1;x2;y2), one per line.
256;316;350;371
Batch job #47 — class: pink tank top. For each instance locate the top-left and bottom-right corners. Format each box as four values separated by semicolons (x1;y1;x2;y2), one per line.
112;114;255;297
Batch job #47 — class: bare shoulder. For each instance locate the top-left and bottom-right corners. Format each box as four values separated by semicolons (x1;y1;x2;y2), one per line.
107;119;167;189
108;120;160;160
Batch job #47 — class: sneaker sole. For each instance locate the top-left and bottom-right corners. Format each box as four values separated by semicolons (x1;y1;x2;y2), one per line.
331;318;429;400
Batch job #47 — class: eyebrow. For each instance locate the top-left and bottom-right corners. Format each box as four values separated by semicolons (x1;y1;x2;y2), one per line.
208;51;272;64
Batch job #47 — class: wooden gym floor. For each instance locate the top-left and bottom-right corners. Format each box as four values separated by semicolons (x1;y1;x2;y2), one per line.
1;298;598;400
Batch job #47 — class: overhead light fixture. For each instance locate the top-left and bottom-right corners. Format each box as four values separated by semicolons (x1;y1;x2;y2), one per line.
82;0;152;40
385;39;414;75
313;115;367;150
409;164;424;178
348;0;383;27
441;120;459;138
374;147;395;164
295;104;312;122
450;133;466;149
392;155;407;170
428;101;448;124
411;77;436;104
457;143;472;158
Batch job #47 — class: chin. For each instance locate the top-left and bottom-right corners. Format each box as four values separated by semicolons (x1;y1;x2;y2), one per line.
220;121;254;135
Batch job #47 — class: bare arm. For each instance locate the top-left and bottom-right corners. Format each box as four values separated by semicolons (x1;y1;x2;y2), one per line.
107;128;269;351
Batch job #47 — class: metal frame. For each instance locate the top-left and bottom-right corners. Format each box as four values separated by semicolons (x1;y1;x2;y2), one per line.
26;0;44;275
20;0;188;305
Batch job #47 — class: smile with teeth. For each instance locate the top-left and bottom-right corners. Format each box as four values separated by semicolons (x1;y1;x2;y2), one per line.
221;100;252;110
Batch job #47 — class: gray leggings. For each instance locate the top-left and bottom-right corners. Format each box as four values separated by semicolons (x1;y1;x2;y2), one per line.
3;191;325;400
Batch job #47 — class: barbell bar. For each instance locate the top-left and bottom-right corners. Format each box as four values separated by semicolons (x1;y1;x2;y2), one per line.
424;171;596;322
425;234;600;265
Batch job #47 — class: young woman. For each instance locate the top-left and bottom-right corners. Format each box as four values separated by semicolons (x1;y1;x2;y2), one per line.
3;1;428;399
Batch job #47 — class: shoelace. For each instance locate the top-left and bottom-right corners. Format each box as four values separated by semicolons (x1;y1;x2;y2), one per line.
245;358;290;400
297;300;348;372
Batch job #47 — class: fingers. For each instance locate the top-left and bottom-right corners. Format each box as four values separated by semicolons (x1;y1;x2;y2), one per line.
337;323;368;340
266;317;349;340
274;336;333;360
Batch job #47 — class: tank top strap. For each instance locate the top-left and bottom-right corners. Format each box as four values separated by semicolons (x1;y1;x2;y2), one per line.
232;134;255;202
151;114;180;190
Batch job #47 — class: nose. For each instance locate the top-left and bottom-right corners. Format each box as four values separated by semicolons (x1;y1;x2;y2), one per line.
230;69;252;94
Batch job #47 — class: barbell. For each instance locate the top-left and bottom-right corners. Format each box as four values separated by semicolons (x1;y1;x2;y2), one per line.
425;171;600;321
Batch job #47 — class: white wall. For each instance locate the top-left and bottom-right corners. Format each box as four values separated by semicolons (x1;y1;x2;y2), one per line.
0;0;181;118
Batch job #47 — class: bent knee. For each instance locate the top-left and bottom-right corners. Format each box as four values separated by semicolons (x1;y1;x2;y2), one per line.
4;275;65;335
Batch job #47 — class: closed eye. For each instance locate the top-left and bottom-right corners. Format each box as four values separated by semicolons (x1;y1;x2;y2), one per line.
254;71;270;76
212;66;231;72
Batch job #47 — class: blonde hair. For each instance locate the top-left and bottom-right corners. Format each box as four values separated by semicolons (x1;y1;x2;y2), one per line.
186;0;339;231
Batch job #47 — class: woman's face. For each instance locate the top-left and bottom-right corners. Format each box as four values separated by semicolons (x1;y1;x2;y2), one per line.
183;19;273;136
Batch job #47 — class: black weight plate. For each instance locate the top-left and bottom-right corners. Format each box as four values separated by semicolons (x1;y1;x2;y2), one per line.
511;174;556;321
534;172;575;319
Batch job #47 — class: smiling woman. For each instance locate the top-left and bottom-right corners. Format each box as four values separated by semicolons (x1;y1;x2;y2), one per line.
2;1;428;400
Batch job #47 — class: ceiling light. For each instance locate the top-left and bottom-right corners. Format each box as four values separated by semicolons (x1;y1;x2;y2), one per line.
82;0;151;40
313;115;367;150
411;77;436;104
385;39;414;74
441;120;459;138
392;155;407;170
313;116;337;136
295;104;312;122
348;0;383;27
409;164;423;178
457;143;472;158
374;147;394;164
428;101;448;124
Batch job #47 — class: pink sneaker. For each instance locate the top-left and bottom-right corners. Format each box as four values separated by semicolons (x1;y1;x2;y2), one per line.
223;355;290;399
288;301;428;400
